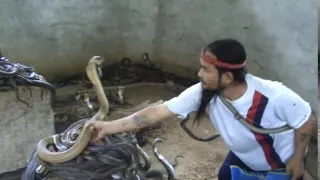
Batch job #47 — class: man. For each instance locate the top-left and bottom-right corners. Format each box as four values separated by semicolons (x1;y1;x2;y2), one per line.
88;39;314;180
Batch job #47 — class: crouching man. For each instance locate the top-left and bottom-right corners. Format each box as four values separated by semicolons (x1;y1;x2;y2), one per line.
88;39;314;180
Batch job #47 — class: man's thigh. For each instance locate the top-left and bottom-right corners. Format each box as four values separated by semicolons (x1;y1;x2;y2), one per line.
218;151;254;180
218;151;305;180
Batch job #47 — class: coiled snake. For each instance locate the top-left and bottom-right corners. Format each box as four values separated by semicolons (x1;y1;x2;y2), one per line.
22;133;179;179
36;56;109;163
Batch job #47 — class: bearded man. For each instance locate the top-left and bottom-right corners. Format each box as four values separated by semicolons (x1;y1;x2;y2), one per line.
88;39;314;180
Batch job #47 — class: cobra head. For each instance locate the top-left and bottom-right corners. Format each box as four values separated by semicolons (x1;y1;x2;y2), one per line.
89;56;104;78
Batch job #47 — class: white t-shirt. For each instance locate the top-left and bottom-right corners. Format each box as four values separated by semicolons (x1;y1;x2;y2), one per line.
164;73;311;171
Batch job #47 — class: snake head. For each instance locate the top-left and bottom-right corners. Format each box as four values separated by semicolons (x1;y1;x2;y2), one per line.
87;56;105;80
152;138;162;154
89;56;104;78
89;56;105;65
142;53;152;67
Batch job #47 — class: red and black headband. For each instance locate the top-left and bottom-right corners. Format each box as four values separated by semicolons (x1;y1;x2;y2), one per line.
201;48;246;69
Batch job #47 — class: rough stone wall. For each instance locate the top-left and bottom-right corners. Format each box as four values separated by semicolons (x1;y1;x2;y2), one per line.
0;0;317;110
0;87;54;174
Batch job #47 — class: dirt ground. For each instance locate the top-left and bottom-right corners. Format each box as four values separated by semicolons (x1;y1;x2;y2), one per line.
141;117;228;180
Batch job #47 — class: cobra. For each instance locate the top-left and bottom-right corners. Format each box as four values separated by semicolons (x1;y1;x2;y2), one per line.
36;56;110;163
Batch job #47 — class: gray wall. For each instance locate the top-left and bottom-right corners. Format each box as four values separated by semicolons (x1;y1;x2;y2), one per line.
0;0;317;110
0;87;54;174
318;0;320;52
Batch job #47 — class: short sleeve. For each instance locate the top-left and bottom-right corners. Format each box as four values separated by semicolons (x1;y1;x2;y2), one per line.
273;85;312;129
164;82;202;119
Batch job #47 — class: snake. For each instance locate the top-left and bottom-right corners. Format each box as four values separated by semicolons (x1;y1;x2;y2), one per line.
148;138;176;180
0;54;56;108
22;134;149;179
35;56;110;164
22;132;184;180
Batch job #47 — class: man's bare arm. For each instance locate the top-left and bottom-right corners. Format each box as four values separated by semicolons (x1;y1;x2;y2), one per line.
101;103;176;135
293;115;314;160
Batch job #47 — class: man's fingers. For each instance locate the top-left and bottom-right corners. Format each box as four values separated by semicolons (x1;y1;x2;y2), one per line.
89;124;95;131
89;128;99;141
286;167;294;180
91;136;99;142
91;132;103;142
290;172;303;180
95;139;104;145
291;174;297;180
285;166;291;174
86;122;105;142
84;121;94;131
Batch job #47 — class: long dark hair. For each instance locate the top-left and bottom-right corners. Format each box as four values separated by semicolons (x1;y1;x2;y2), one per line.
193;39;248;125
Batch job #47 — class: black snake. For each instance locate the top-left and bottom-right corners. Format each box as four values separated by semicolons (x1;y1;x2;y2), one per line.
0;53;56;108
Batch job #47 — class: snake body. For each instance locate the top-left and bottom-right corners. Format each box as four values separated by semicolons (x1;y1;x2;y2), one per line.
0;54;56;108
36;56;110;163
151;138;175;180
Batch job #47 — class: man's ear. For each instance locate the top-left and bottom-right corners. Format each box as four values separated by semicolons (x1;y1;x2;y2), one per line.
222;71;233;85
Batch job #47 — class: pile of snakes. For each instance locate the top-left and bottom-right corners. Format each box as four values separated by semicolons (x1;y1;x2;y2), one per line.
21;55;183;180
0;53;56;107
22;133;176;180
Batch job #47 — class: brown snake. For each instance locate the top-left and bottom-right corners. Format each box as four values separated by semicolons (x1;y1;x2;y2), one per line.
36;56;110;163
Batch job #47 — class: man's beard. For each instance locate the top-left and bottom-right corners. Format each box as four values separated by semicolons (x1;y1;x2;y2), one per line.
199;78;224;94
200;87;223;109
194;80;224;125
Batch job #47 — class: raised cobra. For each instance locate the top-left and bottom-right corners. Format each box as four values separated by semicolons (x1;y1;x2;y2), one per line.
36;56;110;163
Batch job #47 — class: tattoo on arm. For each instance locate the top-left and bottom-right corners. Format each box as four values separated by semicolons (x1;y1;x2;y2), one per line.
133;115;153;129
299;133;312;143
120;120;129;128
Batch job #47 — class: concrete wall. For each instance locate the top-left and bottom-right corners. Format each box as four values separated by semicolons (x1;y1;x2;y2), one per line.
0;0;318;178
318;0;320;52
0;87;54;174
0;0;317;111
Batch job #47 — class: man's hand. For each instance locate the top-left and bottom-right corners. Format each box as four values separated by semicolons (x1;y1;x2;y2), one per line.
287;116;313;180
87;121;109;142
285;155;304;180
